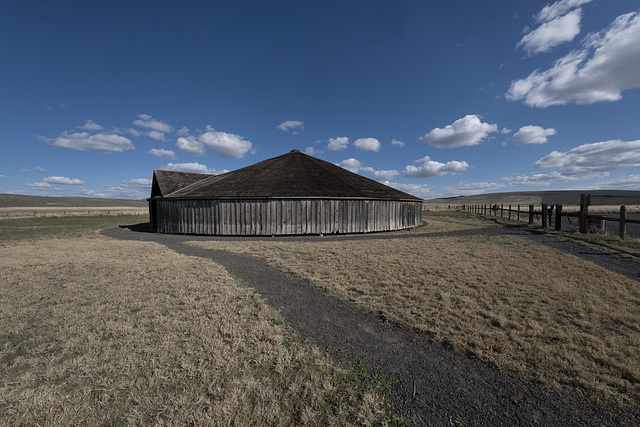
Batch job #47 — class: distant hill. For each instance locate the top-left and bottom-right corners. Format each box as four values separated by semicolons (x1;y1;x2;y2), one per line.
0;194;148;208
424;190;640;207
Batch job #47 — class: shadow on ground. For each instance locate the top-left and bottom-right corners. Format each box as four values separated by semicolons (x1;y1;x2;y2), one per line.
119;222;155;233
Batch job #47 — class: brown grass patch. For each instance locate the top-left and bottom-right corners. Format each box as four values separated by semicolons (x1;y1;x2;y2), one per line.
0;207;147;219
191;232;640;407
0;235;390;425
419;211;499;233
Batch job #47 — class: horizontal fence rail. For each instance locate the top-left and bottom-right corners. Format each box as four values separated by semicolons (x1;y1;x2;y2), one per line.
425;194;640;240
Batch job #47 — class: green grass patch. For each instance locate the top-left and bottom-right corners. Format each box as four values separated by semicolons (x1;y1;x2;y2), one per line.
0;215;148;245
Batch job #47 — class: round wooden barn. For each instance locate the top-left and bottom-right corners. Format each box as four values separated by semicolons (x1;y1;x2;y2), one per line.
149;150;424;236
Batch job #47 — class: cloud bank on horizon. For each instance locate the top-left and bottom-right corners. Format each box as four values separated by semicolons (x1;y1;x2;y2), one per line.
1;0;639;200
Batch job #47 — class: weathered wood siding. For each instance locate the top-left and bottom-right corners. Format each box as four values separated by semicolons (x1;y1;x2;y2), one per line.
156;199;422;235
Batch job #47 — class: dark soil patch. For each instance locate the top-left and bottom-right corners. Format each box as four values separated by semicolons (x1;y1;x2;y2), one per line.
102;225;640;426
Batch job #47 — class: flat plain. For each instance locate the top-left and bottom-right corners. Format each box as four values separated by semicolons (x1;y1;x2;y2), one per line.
2;193;640;424
191;211;640;410
0;193;148;219
0;215;395;425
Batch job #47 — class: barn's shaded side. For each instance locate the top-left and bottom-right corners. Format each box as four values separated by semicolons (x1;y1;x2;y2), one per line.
148;170;212;228
150;150;423;236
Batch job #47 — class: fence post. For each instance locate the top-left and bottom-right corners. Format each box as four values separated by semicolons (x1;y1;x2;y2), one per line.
542;204;548;228
500;204;504;218
517;205;520;222
548;204;553;227
555;205;562;231
508;205;512;220
619;205;627;240
529;205;534;224
579;194;590;234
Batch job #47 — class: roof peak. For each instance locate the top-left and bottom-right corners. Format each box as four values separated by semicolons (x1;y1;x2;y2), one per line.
162;150;422;201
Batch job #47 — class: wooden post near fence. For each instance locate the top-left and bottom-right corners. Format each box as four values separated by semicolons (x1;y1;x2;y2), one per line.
619;205;627;240
555;205;563;231
541;204;548;228
579;194;590;234
528;205;534;224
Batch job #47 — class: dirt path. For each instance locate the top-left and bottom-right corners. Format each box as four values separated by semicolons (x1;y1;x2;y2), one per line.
102;225;640;426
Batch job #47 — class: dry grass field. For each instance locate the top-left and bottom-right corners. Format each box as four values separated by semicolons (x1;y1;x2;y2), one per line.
190;212;640;409
0;216;394;425
0;207;148;219
0;194;148;219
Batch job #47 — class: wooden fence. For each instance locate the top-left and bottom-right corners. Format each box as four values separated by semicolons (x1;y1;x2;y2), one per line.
429;194;640;240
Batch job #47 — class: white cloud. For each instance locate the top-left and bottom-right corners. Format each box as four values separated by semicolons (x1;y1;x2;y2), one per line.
511;126;556;145
501;172;578;186
518;8;583;54
353;137;381;152
177;126;190;136
404;156;470;178
507;12;640;107
146;130;166;141
440;181;506;196
334;158;398;181
0;174;7;179
125;128;142;137
335;158;363;173
198;126;253;158
78;119;103;131
598;174;640;190
304;146;322;155
34;167;46;173
384;182;432;199
391;138;405;147
276;120;304;133
44;176;84;185
420;115;498;148
43;131;134;153
176;136;206;155
123;178;152;187
365;168;399;181
160;162;224;174
133;114;174;133
535;0;592;23
534;139;640;175
26;182;51;189
94;179;154;199
501;128;512;134
147;148;177;159
326;137;350;151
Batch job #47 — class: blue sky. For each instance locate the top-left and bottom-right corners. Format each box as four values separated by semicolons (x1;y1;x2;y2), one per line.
1;0;639;200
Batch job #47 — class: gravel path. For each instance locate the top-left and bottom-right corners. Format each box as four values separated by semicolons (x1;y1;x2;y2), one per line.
102;225;640;426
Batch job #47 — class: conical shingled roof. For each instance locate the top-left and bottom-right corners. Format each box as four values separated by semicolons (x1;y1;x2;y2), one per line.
164;150;422;202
